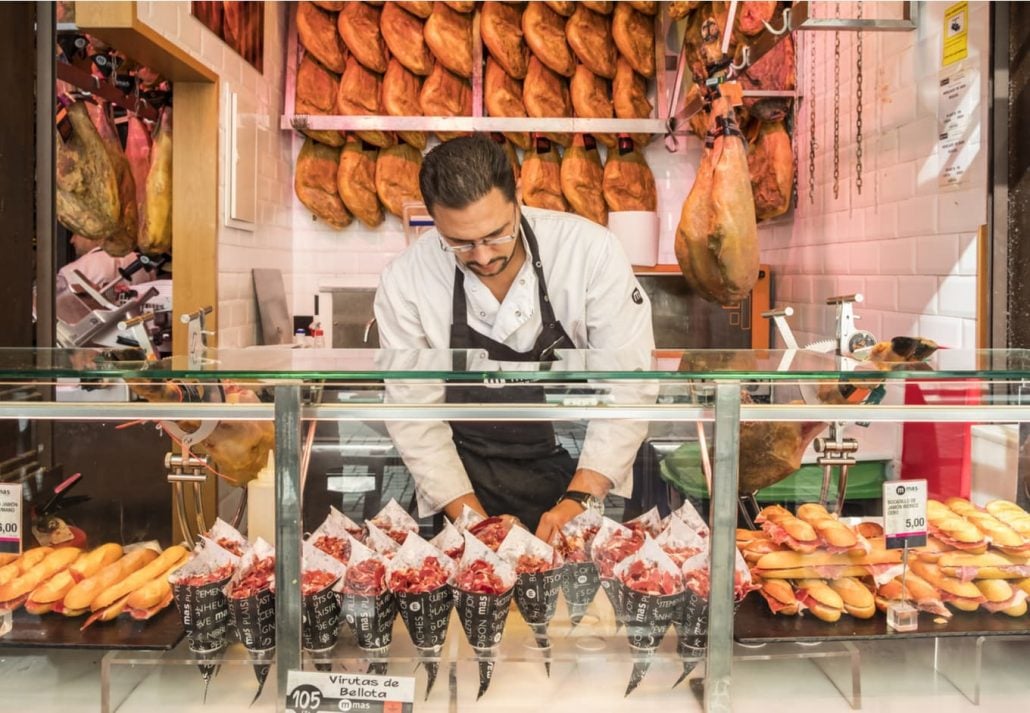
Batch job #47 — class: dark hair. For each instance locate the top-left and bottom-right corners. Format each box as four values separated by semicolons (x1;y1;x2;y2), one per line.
419;135;517;212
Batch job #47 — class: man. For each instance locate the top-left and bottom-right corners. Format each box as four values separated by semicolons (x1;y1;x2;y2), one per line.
375;135;655;541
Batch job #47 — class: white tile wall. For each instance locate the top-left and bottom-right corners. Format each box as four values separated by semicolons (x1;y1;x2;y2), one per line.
764;0;989;350
139;1;293;348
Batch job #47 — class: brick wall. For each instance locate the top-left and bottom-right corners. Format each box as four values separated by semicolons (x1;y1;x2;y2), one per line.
763;1;989;349
138;0;294;348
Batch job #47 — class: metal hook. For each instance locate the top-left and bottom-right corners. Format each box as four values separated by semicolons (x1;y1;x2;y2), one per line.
727;45;751;77
762;7;792;36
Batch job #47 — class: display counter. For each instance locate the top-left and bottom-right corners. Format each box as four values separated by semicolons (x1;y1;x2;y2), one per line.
0;347;1027;712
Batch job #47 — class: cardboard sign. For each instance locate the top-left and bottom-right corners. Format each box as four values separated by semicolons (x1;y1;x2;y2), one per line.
0;484;21;555
285;671;415;713
883;479;928;549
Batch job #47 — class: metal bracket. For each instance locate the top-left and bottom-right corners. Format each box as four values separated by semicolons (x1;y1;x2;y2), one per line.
165;451;211;544
180;306;214;368
826;293;876;358
814;421;859;514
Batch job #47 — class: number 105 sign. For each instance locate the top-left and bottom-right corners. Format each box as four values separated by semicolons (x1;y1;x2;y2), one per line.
882;479;928;549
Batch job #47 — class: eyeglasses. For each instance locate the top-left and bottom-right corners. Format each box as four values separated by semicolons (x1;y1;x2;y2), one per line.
439;207;521;254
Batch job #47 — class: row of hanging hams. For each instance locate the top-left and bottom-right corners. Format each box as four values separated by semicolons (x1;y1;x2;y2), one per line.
296;130;657;231
56;98;172;257
482;1;656;150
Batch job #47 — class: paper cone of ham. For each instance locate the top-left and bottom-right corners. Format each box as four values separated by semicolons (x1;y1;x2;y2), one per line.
452;532;516;700
310;507;363;565
169;538;240;697
225;538;276;703
340;536;397;675
591;518;645;629
300;541;347;671
556;511;603;626
671;546;757;688
666;499;710;539
365;521;402;560
386;534;456;699
369;498;420;546
498;527;564;675
613;536;686;696
468;516;513;552
624;507;665;538
430;519;466;562
452;503;486;532
206;518;249;557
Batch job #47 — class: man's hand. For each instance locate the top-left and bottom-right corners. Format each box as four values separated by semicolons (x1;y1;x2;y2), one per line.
443;493;487;522
535;498;585;543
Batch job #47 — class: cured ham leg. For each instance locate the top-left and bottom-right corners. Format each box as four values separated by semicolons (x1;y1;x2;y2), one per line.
674;95;758;305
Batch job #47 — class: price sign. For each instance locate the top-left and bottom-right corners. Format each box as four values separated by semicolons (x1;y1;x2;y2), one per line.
286;671;415;713
882;479;928;549
0;484;22;555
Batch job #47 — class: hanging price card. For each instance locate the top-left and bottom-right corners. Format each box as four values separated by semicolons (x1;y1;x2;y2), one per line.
286;671;415;713
882;479;928;549
0;484;22;555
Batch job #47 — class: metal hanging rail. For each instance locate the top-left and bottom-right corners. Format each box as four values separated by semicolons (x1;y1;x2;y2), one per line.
56;60;159;122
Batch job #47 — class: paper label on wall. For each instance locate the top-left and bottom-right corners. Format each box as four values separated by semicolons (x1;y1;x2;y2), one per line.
286;671;414;713
882;479;927;549
942;2;969;67
0;484;22;554
936;65;980;188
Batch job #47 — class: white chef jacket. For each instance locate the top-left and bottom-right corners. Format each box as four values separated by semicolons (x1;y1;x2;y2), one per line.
374;206;657;517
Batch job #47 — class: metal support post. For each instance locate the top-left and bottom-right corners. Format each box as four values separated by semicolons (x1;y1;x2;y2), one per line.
275;385;303;709
705;382;741;713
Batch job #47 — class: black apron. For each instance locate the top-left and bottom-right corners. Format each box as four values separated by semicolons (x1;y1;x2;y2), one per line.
447;217;576;531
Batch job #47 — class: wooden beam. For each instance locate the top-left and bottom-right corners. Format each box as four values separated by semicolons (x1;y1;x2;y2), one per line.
171;81;220;353
75;1;218;82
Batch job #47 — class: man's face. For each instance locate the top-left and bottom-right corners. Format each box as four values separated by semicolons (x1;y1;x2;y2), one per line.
432;187;521;279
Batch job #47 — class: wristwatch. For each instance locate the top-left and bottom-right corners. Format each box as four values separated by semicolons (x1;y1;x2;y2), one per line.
558;490;605;516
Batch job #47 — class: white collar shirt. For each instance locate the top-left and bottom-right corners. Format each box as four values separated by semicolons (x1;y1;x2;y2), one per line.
374;206;657;516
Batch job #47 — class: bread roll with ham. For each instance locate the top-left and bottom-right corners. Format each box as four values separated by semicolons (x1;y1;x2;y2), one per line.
0;547;53;588
874;573;952;619
62;548;159;616
937;551;1030;581
986;500;1030;538
0;547;82;610
794;579;843;622
828;576;876;619
945;497;1030;556
25;544;124;614
752;549;901;581
755;505;819;553
926;499;987;553
909;559;986;612
975;578;1029;616
758;579;799;616
795;503;860;552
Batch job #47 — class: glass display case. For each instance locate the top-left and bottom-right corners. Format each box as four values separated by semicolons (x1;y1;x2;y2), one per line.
0;347;1028;712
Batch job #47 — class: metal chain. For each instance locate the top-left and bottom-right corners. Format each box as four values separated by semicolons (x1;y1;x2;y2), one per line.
808;28;817;205
855;1;864;195
833;2;841;200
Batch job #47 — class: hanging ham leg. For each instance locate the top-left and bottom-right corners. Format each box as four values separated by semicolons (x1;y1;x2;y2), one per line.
56;101;120;241
674;95;758;305
125;116;152;238
139;108;172;255
748;119;793;222
87;101;138;257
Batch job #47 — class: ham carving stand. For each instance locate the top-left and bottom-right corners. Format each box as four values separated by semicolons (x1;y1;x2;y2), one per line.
759;293;878;516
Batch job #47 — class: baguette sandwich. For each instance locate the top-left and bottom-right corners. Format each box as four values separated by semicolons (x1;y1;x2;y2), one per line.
755;505;819;553
87;546;191;626
937;551;1030;582
985;500;1030;539
24;543;124;615
945;497;1030;556
0;547;53;588
60;548;159;616
794;579;844;622
752;549;902;581
974;578;1028;616
828;576;876;619
926;500;987;553
909;559;986;612
758;579;800;616
874;573;952;618
796;503;861;552
0;547;82;610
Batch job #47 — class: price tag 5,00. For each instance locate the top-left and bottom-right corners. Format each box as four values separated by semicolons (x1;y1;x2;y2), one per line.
0;484;22;555
882;479;928;550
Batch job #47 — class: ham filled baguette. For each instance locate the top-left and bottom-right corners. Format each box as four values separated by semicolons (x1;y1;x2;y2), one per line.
985;500;1030;539
874;573;952;619
758;579;800;616
926;500;987;553
0;547;82;610
0;547;53;588
909;559;986;612
794;579;844;622
90;545;189;611
24;543;124;614
937;551;1030;581
974;579;1029;616
945;497;1030;556
755;505;819;553
124;551;191;620
61;548;159;616
795;503;861;552
752;549;901;581
828;576;876;619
